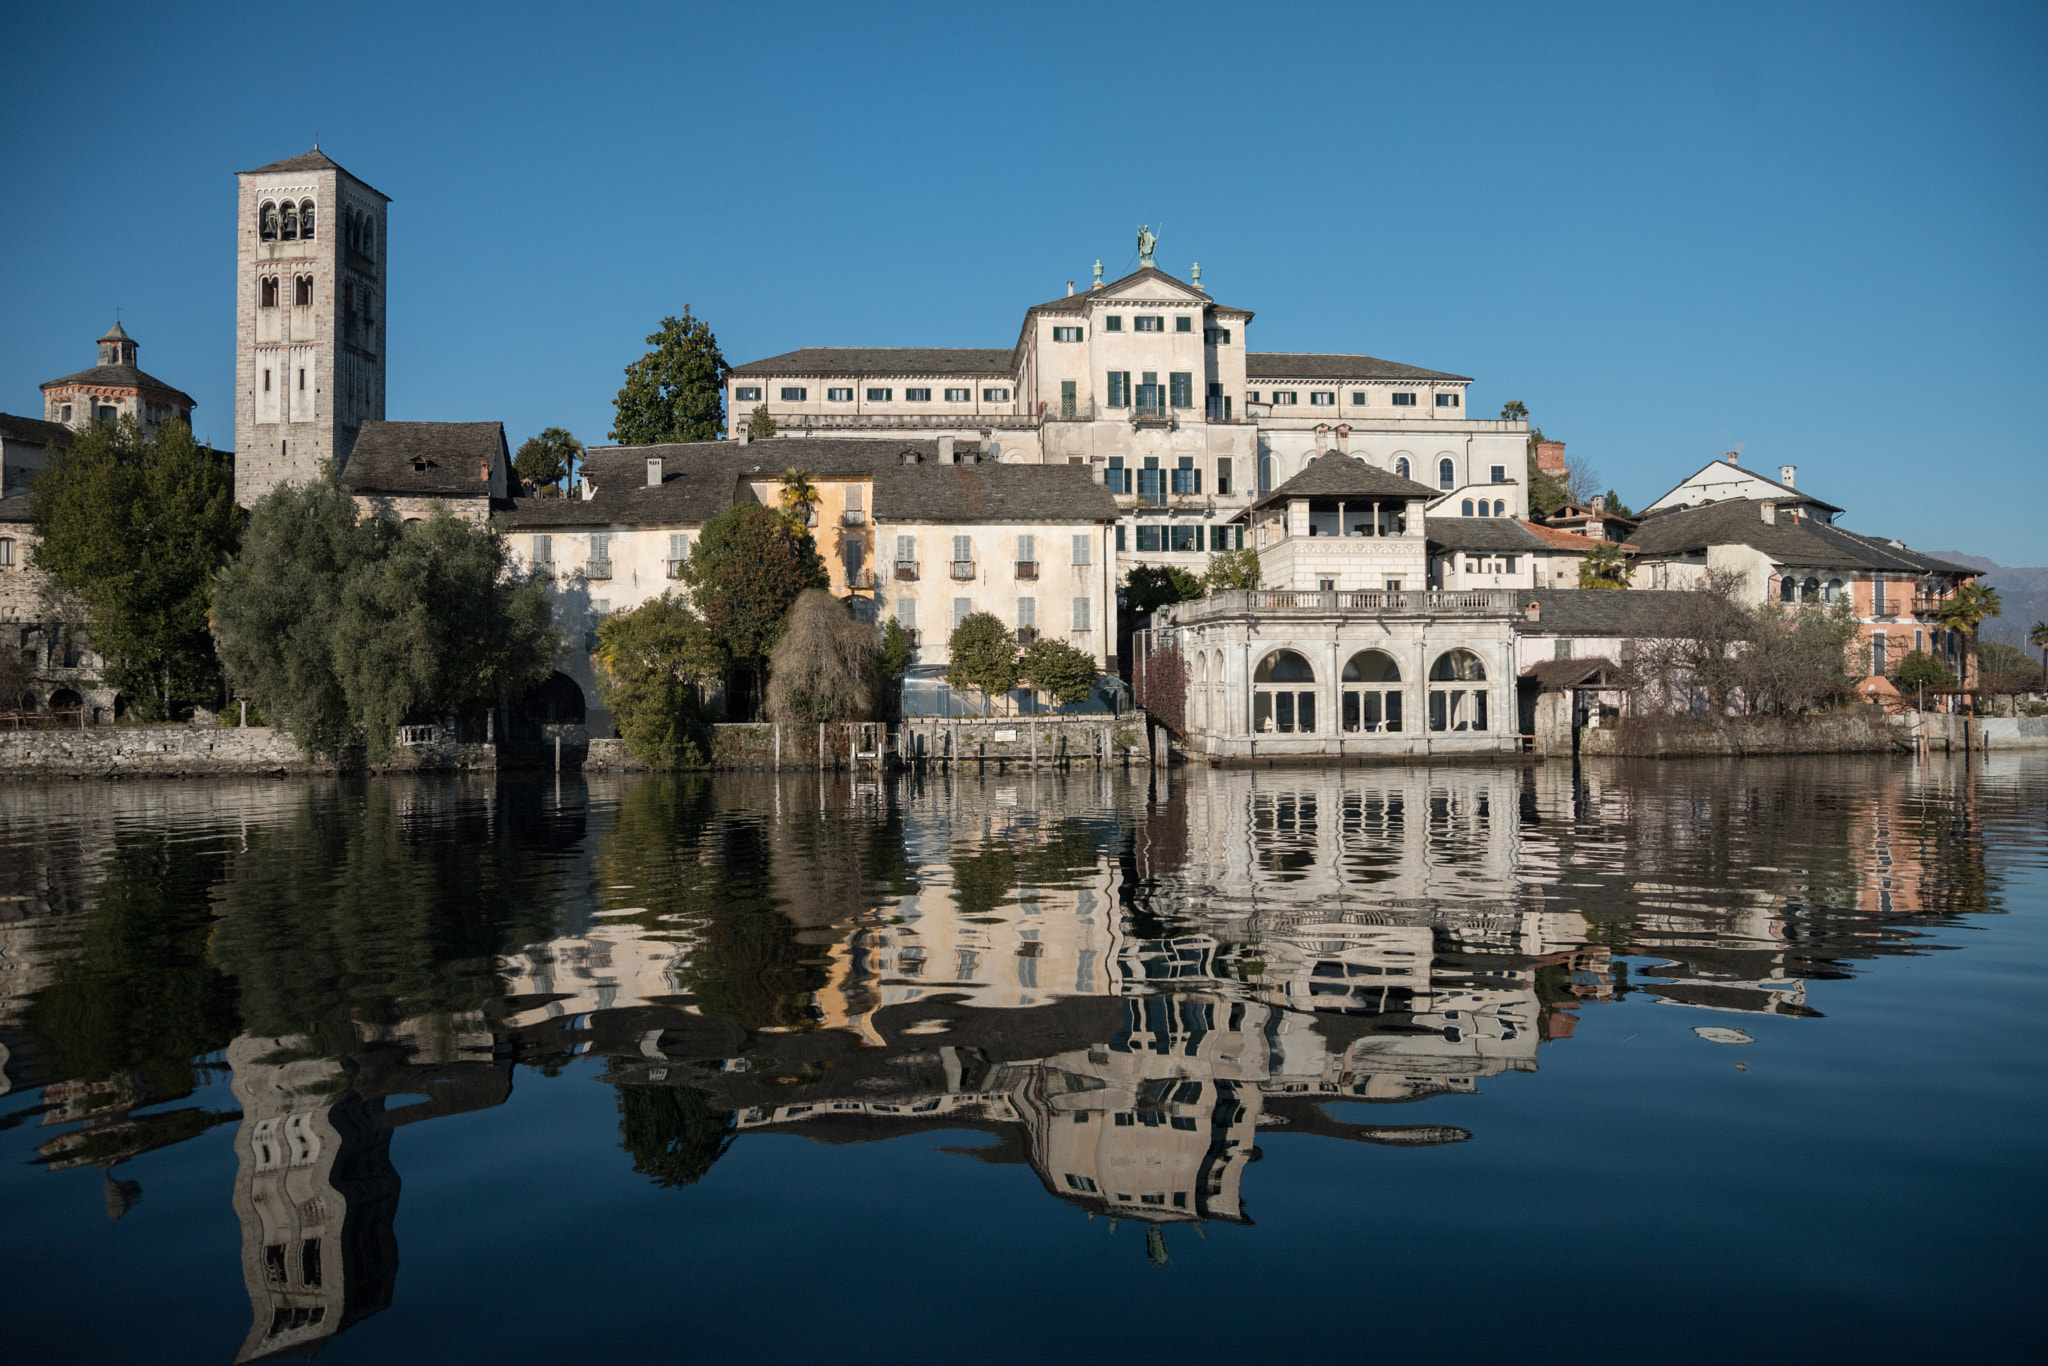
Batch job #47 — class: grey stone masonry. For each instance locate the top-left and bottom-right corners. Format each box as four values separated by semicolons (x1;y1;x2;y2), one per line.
235;150;390;505
0;726;496;776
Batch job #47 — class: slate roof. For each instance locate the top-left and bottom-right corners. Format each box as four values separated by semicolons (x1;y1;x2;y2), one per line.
730;348;1017;377
0;494;31;526
1626;499;1974;575
0;412;74;448
39;364;194;404
1251;455;1440;508
872;462;1118;524
1426;518;1552;554
1520;657;1622;690
1248;353;1471;383
238;147;390;199
1511;588;1721;637
342;421;505;496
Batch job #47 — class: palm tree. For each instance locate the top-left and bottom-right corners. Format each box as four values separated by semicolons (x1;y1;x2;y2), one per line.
1935;581;2002;710
777;467;820;535
2030;620;2048;689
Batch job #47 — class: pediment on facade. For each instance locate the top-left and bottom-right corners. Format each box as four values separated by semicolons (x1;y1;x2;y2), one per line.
1089;267;1211;305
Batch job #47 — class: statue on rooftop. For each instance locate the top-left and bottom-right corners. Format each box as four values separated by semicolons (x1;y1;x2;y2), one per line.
1137;224;1157;266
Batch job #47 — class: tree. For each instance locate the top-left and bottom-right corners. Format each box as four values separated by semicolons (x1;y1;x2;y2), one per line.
1523;423;1568;516
1500;400;1528;421
1600;488;1636;519
1201;547;1260;593
514;427;584;494
0;634;35;711
1122;564;1200;618
28;417;242;719
1018;637;1100;707
213;477;558;760
615;1079;733;1189
1563;452;1603;507
2031;620;2048;684
1578;540;1630;589
610;308;729;445
765;589;878;723
681;502;828;700
595;592;726;767
1893;649;1955;691
946;610;1019;700
748;403;777;440
777;467;819;534
1975;641;2037;699
1936;581;2002;706
879;618;912;678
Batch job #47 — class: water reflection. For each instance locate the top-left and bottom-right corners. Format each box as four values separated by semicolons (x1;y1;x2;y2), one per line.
0;755;2028;1358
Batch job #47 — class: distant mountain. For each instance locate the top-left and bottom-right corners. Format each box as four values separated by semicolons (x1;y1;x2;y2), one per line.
1929;553;2048;646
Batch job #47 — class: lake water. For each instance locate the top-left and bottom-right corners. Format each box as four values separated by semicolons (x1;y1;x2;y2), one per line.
2;755;2043;1364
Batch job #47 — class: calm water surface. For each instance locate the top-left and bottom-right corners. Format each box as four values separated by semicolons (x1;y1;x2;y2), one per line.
2;756;2043;1364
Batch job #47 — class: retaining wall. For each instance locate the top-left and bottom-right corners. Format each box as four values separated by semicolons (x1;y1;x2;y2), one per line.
0;725;497;777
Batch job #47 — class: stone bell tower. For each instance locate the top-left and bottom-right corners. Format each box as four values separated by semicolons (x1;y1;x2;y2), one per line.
234;147;389;505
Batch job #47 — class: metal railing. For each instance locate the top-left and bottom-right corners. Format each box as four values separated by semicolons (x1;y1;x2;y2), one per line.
1015;627;1038;645
894;561;919;581
1165;588;1514;623
950;560;976;581
1015;560;1038;580
845;567;877;589
585;560;613;581
841;509;866;526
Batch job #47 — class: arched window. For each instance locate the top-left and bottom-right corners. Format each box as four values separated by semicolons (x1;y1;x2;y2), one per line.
0;538;14;567
1781;575;1797;603
260;276;279;308
259;201;278;240
299;199;316;239
1428;649;1488;733
1438;457;1456;490
363;217;374;257
1395;456;1411;479
1803;575;1820;601
1826;577;1844;603
1258;454;1274;494
280;201;298;240
1492;500;1505;517
293;274;313;306
346;211;359;251
1253;649;1317;734
1459;499;1474;516
1341;649;1402;733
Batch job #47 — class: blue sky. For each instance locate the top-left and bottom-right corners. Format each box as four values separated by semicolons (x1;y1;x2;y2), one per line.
2;0;2043;562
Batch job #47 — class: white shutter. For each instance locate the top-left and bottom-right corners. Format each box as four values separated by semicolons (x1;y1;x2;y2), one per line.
1017;597;1036;627
1017;534;1035;562
1072;597;1091;630
1071;534;1091;565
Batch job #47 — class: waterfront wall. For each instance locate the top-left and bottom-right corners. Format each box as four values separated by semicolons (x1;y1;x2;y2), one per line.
0;725;496;777
1577;713;1999;758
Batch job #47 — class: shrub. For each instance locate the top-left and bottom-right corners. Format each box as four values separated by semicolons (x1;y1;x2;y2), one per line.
946;611;1018;698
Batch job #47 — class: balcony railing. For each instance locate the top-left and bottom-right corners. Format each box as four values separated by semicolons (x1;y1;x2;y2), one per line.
894;561;919;582
950;560;976;581
1015;560;1038;580
1163;588;1514;624
1015;627;1038;645
844;567;876;589
841;509;866;526
900;628;921;648
1206;396;1234;422
1911;594;1946;615
585;560;613;581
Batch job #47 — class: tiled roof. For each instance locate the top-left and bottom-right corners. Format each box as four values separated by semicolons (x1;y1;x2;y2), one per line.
342;421;505;496
1520;657;1622;690
1511;589;1708;637
1626;499;1975;575
0;412;74;448
0;493;31;525
873;462;1118;524
730;348;1017;377
1426;518;1551;553
1248;353;1471;383
1519;519;1634;552
1253;454;1440;507
239;147;389;199
39;365;195;404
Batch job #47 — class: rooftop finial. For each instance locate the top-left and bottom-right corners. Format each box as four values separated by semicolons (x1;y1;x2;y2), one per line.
1191;262;1201;285
1092;259;1103;288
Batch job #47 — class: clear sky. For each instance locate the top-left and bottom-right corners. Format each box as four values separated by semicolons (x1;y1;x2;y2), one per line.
2;0;2042;562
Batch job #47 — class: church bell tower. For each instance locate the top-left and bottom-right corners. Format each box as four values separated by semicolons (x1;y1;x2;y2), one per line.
234;147;389;505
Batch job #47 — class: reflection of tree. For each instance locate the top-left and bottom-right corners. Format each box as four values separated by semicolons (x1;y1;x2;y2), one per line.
953;822;1107;921
613;1064;734;1188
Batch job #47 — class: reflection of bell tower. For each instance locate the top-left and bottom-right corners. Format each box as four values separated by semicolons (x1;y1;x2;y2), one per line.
234;147;389;506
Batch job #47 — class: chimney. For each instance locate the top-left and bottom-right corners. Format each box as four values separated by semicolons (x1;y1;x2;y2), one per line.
1066;280;1074;297
1779;464;1796;488
1760;501;1776;525
937;436;955;464
1334;424;1350;454
1523;601;1541;623
1726;450;1740;466
1590;493;1605;513
736;423;749;446
646;456;663;487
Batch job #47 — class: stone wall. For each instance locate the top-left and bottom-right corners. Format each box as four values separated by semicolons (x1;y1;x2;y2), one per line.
0;725;498;777
1580;713;1908;758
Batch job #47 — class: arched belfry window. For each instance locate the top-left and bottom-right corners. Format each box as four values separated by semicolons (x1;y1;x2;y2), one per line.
363;217;374;257
280;201;298;240
299;199;316;239
260;276;279;308
1438;458;1455;490
259;201;279;241
294;275;313;306
1428;649;1488;732
1253;649;1317;734
1341;650;1402;733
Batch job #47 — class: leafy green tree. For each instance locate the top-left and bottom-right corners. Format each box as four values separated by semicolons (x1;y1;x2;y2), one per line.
1018;636;1099;706
765;589;878;723
610;308;729;444
681;502;828;701
748;404;777;440
1500;400;1528;421
1935;581;2002;705
514;426;584;494
880;618;912;678
615;1077;734;1189
2030;620;2048;682
596;591;726;767
1600;488;1636;519
1893;649;1955;691
1521;420;1568;516
946;610;1019;699
1578;540;1630;589
1122;564;1201;617
28;417;242;718
1201;547;1260;593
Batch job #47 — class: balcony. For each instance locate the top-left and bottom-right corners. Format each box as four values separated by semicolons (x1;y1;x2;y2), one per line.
841;509;866;526
950;560;976;581
900;628;921;648
585;560;613;581
1016;627;1038;645
1911;594;1946;615
1014;560;1038;580
844;567;877;589
666;559;686;580
1162;588;1514;625
1205;396;1235;422
894;561;919;582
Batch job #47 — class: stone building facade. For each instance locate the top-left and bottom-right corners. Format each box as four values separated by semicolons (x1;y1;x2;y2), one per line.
235;148;389;504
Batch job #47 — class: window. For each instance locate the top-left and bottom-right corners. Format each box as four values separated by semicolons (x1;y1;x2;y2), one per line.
1171;456;1201;494
589;532;611;563
1310;391;1335;406
1171;525;1200;552
1428;650;1488;732
299;199;315;240
1137;457;1164;503
952;534;973;566
781;387;807;401
1437;392;1460;407
1209;525;1241;551
1438;458;1456;490
1872;575;1887;614
1462;500;1475;516
1393;392;1417;407
1136;523;1162;552
1271;390;1297;405
1216;457;1232;495
1104;316;1123;332
1106;371;1130;407
1395;457;1411;478
1169;372;1192;408
1246;390;1260;403
1491;465;1506;484
263;369;272;392
1017;596;1036;628
1072;597;1091;630
897;599;916;628
362;218;374;256
983;387;1010;401
1052;326;1083;342
895;535;916;565
944;388;970;402
828;387;853;402
1135;316;1163;332
298;368;305;391
1351;391;1369;404
902;388;929;402
1136;372;1164;416
1253;650;1317;733
1340;649;1402;733
1204;327;1231;345
293;275;313;306
59;404;70;422
1259;454;1274;494
1781;575;1798;603
1071;533;1092;565
259;201;279;240
1175;315;1192;333
1493;500;1506;517
1016;534;1035;563
1873;634;1889;675
867;387;893;402
0;538;12;567
260;277;279;308
1555;639;1572;660
954;597;972;627
1105;456;1130;493
734;386;761;402
1116;524;1126;552
1503;556;1518;573
668;533;688;573
528;534;553;565
281;201;299;239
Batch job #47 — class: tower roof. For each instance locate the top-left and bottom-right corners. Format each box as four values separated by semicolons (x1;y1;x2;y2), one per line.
98;320;131;344
237;146;389;200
